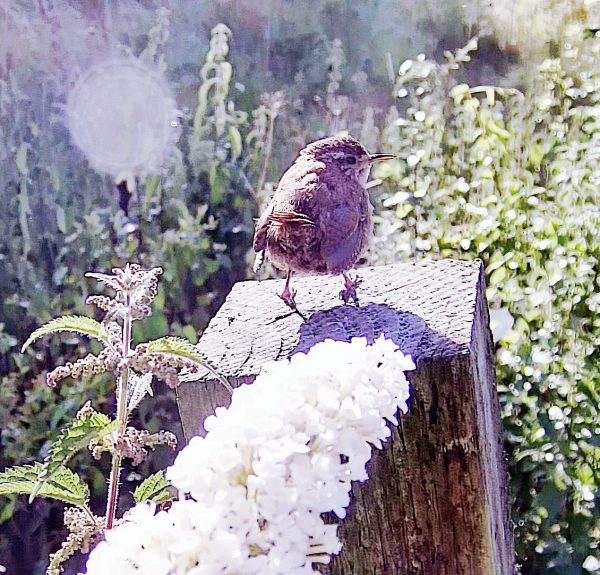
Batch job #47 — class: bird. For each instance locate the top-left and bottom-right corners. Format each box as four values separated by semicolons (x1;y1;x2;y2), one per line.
252;135;396;309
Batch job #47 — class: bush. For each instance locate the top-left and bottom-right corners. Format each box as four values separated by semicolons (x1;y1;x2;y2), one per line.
372;31;599;575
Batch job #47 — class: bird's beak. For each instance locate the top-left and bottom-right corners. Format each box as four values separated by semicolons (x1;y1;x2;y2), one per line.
368;153;397;163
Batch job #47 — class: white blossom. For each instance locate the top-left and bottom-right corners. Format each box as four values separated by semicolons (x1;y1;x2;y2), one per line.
583;554;600;573
489;307;514;343
84;337;414;575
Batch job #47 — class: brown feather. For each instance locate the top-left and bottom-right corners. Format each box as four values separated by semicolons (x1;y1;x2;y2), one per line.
252;135;375;276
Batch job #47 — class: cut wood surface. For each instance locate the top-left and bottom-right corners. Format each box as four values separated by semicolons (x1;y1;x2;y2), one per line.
176;259;515;575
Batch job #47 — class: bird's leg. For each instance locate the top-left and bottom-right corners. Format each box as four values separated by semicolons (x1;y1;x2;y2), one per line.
340;271;362;305
278;270;297;309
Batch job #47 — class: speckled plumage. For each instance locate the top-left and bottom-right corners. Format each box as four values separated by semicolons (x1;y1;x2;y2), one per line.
253;135;394;307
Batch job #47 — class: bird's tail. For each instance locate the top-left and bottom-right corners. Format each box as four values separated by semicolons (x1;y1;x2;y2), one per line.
253;250;265;273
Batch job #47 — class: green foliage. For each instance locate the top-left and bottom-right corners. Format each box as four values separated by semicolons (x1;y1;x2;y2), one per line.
29;410;115;502
1;13;258;540
1;3;599;573
0;463;90;507
21;316;108;353
3;263;205;573
194;24;236;135
145;336;206;363
374;34;599;575
133;470;171;505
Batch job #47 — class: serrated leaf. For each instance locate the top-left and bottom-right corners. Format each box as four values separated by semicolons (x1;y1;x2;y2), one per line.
133;470;171;504
30;410;116;502
146;337;232;393
0;463;89;506
21;315;108;353
146;336;206;363
128;371;154;413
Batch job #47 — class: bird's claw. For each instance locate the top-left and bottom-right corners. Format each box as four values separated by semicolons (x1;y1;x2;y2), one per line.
278;286;298;310
339;286;359;304
340;275;362;305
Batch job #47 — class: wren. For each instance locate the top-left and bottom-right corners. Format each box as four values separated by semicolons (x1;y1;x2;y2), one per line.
253;135;395;309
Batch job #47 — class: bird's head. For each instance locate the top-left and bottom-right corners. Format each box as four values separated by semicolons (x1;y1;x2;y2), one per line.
300;135;396;185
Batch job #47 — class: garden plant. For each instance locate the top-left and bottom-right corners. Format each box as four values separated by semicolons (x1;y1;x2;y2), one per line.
0;3;598;574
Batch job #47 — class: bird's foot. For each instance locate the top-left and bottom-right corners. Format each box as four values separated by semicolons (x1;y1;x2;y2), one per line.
278;284;298;310
340;273;362;305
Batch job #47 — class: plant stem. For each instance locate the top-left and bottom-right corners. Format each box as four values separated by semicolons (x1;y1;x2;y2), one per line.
257;109;276;194
105;293;132;529
80;503;97;525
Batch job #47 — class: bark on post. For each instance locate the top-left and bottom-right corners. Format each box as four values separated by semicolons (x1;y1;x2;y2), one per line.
176;259;515;575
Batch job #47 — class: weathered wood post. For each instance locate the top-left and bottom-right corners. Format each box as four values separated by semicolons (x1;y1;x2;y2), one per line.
176;259;515;575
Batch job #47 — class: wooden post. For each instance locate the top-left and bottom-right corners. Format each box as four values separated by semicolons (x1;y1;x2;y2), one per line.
176;259;515;575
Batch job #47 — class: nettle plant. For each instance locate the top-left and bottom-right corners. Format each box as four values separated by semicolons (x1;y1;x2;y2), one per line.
0;264;229;574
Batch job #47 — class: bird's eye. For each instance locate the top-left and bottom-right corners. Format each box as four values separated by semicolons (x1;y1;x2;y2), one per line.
345;156;356;164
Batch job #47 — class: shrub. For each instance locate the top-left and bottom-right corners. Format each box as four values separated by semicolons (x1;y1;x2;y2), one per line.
372;32;599;574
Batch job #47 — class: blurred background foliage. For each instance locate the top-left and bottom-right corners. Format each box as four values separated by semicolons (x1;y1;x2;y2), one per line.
0;1;598;574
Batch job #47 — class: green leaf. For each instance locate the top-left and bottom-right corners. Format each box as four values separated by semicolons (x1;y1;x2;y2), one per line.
209;163;227;204
146;336;232;393
21;315;108;353
220;61;232;88
396;202;413;219
30;409;116;502
56;205;67;233
0;463;89;507
133;470;171;504
580;379;600;405
450;83;470;104
0;496;16;523
15;142;29;176
552;463;570;491
181;325;198;344
528;144;545;168
228;125;242;159
193;78;218;135
489;266;507;286
486;119;511;141
146;336;205;363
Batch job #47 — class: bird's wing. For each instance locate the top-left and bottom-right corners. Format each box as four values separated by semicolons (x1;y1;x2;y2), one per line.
318;178;366;274
267;211;315;227
253;159;321;254
254;210;315;249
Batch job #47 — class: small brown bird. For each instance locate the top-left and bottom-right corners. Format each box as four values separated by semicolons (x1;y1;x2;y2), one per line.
253;135;395;309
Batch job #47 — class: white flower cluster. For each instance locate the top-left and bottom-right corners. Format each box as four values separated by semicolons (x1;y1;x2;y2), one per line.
85;337;414;575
